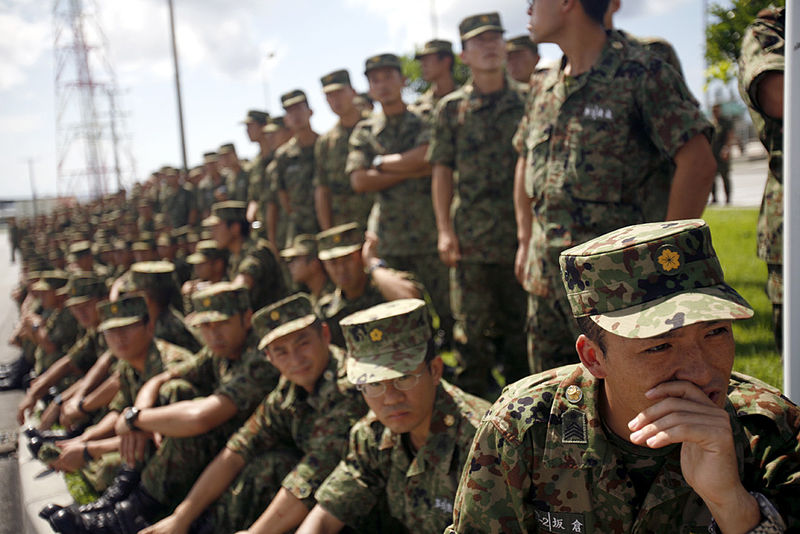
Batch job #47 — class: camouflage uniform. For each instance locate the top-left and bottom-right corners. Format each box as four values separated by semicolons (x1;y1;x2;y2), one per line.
428;75;527;396
738;7;784;351
268;137;319;245
347;103;451;340
710;113;734;203
216;346;367;531
34;306;80;377
408;88;440;123
613;29;684;78
66;327;107;375
237;238;288;311
319;282;387;349
513;32;712;373
161;183;194;228
223;167;250;203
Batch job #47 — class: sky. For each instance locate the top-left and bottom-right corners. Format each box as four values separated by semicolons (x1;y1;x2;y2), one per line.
0;0;719;200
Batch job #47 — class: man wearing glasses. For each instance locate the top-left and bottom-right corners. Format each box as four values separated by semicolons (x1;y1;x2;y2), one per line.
296;299;490;534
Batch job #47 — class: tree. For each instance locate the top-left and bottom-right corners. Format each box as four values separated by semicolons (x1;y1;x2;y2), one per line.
400;53;471;100
705;0;784;86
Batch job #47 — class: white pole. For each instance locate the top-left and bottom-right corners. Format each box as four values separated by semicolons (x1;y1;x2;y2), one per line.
783;3;799;400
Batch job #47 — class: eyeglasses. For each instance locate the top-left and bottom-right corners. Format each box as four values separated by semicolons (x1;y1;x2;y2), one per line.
356;372;424;398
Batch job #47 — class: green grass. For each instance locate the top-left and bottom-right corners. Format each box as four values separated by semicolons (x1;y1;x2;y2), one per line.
703;208;782;388
64;471;101;505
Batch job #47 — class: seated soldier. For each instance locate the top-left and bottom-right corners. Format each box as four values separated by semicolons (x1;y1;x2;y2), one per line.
446;220;800;533
297;298;490;534
182;239;230;313
48;282;281;534
317;222;422;347
140;293;368;534
280;234;335;308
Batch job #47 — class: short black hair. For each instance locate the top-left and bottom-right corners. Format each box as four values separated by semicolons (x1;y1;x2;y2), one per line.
576;316;607;354
437;51;455;74
226;219;250;240
580;0;611;25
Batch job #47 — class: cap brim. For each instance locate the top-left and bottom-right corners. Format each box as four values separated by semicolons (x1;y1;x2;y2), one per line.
346;342;427;385
186;253;209;265
99;316;143;333
66;295;93;307
186;310;232;328
318;244;362;261
282;96;307;108
461;25;504;41
202;215;222;227
30;281;51;291
590;285;753;339
322;83;349;93
258;314;317;350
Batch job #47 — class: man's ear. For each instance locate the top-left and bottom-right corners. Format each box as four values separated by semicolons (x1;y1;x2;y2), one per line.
429;355;444;386
576;334;607;379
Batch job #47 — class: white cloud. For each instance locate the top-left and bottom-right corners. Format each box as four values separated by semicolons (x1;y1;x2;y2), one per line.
0;13;50;91
0;112;42;134
617;0;694;19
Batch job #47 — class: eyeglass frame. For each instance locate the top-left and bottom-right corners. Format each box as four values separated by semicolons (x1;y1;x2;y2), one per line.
355;370;427;398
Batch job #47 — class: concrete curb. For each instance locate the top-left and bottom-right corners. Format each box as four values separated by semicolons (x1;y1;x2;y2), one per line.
17;431;72;534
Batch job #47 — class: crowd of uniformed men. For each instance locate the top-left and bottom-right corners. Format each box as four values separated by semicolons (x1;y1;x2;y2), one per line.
2;1;795;533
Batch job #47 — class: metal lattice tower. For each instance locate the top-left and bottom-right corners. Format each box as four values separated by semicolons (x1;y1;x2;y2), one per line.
53;0;136;200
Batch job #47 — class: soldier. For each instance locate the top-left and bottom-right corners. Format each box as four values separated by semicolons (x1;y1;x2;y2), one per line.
408;39;457;121
709;103;735;205
313;70;373;230
182;239;230;311
28;271;80;379
316;223;421;348
349;53;453;348
161;166;196;228
429;12;528;398
297;299;490;534
256;116;293;248
8;215;20;263
267;90;320;246
242;110;271;227
505;35;540;84
219;143;249;202
280;234;335;308
140;293;368;534
514;0;716;373
197;152;223;219
447;219;799;533
738;6;784;353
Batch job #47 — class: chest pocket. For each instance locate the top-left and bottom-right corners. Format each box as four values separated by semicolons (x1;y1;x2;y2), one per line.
564;117;624;204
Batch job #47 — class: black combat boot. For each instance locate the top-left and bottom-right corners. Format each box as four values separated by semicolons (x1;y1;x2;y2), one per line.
78;467;141;512
50;486;163;534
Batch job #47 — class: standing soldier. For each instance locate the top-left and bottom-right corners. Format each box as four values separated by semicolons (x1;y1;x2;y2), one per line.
409;40;457;122
267;90;320;247
429;12;528;398
348;53;453;348
241;110;271;228
257;116;293;248
219;143;249;203
161;167;196;229
738;6;784;353
8;216;20;263
514;0;715;373
313;70;373;230
505;35;540;84
197;152;223;219
709;103;735;205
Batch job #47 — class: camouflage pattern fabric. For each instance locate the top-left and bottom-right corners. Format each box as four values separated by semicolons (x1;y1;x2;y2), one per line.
315;381;489;533
346;109;437;256
513;32;712;372
268;137;320;244
67;327;107;374
445;365;800;533
224;167;250;203
710;114;733;202
738;7;784;305
154;306;203;353
34;306;81;376
408;88;440;124
187;282;250;326
222;346;367;522
237;238;289;311
319;280;388;349
162;184;194;228
314;122;373;228
613;29;684;79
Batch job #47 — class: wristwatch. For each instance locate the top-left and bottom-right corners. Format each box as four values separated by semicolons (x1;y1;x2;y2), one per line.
372;154;384;170
78;398;92;415
709;492;786;534
54;394;63;406
124;407;141;431
366;259;387;275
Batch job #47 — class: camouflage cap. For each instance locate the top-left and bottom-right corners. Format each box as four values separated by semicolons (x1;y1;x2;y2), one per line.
156;232;178;247
65;273;107;307
262;116;286;134
68;240;93;258
320;69;351;93
459;12;504;41
341;299;431;385
202;200;247;227
130;261;176;292
31;270;70;292
506;34;538;53
281;89;308;109
415;39;453;59
242;110;269;125
187;240;229;264
364;53;402;75
218;143;236;155
316;223;363;261
253;293;317;350
186;282;250;327
132;237;156;252
560;219;753;339
97;294;149;332
203;151;219;163
280;234;318;260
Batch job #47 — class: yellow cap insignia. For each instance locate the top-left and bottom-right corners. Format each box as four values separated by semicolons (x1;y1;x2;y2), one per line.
369;328;383;342
444;414;455;427
371;55;381;63
656;247;681;273
270;310;280;321
565;385;583;404
333;234;342;243
202;297;211;307
110;304;118;314
480;15;489;22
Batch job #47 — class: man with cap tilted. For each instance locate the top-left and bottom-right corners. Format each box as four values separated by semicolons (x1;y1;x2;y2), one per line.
297;298;490;534
139;293;368;534
408;39;457;121
316;222;422;348
446;220;800;533
280;234;335;308
429;11;528;399
505;35;540;84
267;89;320;247
314;69;373;231
348;52;453;350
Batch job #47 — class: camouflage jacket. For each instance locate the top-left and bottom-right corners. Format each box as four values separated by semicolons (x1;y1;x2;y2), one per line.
446;365;800;533
237;238;288;311
169;328;280;431
248;150;274;221
224;167;250;203
346;109;437;256
711;115;734;162
268;136;320;239
408;87;447;125
162;184;194;228
67;327;108;373
512;32;711;296
34;307;81;375
155;306;202;353
314;122;373;228
428;77;526;263
738;7;784;267
109;338;194;412
225;346;367;508
316;381;489;533
613;29;684;79
319;277;387;348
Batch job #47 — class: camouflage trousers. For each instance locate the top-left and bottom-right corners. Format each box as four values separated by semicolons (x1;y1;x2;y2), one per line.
38;442;123;494
211;448;300;532
450;262;527;399
768;263;783;354
384;253;454;348
527;290;580;374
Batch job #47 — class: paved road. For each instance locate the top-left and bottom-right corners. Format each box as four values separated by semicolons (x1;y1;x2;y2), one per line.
717;150;769;208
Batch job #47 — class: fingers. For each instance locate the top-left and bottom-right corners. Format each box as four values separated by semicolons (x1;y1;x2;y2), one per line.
629;410;731;449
